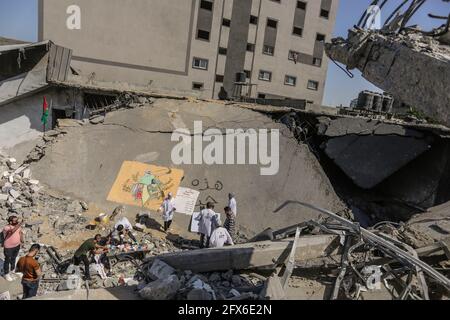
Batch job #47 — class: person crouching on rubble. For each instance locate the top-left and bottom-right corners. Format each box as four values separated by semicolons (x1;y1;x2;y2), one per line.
111;216;138;245
16;244;42;299
73;234;108;281
196;202;221;249
111;225;138;245
209;223;234;248
158;192;176;233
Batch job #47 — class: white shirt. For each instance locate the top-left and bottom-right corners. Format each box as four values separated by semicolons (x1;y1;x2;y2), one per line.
228;197;237;217
160;198;176;222
210;227;234;248
114;217;133;231
196;209;221;237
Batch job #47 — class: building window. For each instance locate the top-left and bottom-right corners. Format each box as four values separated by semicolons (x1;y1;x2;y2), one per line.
285;75;297;86
218;47;227;55
197;29;210;41
192;57;208;70
320;9;330;19
200;0;213;11
222;18;231;27
307;80;319;91
259;70;272;82
263;45;275;56
258;93;266;99
316;33;326;42
215;75;224;83
270;0;281;3
288;50;300;62
244;70;251;79
192;82;204;90
297;1;307;10
246;43;255;52
250;15;258;25
293;26;303;37
313;57;322;67
267;18;278;29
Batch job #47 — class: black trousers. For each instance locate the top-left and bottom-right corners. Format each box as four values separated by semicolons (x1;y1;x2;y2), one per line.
164;220;173;232
73;254;91;279
3;245;20;275
199;234;210;249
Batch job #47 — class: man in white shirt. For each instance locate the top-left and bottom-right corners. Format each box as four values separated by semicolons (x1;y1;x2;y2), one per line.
228;193;237;217
196;202;221;248
210;225;234;248
158;192;176;232
111;217;137;244
114;217;133;231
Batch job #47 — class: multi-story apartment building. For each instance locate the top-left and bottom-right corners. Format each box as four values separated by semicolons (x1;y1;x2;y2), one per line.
39;0;338;104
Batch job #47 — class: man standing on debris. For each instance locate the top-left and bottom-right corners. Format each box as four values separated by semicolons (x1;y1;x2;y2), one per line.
228;193;237;217
73;234;107;281
158;192;176;233
209;224;234;248
223;207;237;243
1;215;24;281
196;202;221;249
16;244;42;299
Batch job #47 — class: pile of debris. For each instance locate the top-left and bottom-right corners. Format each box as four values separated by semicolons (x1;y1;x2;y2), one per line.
35;231;182;297
132;201;450;300
138;259;263;300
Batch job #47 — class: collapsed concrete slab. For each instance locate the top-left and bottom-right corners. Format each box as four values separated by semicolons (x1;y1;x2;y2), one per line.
30;99;345;235
143;235;340;273
318;117;432;189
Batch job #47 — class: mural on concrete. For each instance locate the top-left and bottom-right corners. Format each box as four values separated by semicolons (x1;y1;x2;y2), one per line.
107;161;184;211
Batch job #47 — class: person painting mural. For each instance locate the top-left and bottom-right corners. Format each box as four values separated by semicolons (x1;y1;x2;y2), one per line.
159;192;176;232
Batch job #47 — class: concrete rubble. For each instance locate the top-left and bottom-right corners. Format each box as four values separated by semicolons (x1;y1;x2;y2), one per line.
325;1;450;127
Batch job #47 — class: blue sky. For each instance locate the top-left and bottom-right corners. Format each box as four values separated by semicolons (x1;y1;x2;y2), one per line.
0;0;448;106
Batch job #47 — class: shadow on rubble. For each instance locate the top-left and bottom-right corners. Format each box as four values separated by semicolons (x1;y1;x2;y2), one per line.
140;216;164;233
165;232;201;250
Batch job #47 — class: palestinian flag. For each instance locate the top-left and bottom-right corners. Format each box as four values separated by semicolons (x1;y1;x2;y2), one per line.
41;96;49;125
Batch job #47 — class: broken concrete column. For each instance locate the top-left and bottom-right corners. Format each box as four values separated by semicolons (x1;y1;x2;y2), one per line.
326;29;450;126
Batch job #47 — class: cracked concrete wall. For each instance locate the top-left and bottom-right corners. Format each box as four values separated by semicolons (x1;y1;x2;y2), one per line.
317;117;433;189
30;99;345;235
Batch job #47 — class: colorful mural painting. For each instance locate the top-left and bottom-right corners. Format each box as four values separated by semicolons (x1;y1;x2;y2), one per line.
107;161;184;211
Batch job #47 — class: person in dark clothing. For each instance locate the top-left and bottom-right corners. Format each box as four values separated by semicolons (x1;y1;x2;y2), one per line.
73;234;106;280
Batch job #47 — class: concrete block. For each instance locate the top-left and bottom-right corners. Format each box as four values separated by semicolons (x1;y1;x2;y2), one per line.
9;189;21;199
58;275;82;291
148;259;175;281
139;275;180;300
